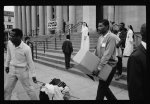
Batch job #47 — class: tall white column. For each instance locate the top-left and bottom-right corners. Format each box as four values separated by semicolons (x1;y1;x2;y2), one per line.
45;6;47;35
14;6;18;28
21;6;27;36
47;6;53;35
115;6;119;24
18;6;22;30
39;6;45;35
56;6;63;32
103;6;108;19
26;6;32;36
69;6;76;25
108;6;115;22
31;6;37;36
83;6;96;32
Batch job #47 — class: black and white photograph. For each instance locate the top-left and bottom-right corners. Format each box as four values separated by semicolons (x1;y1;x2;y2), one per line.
4;5;147;100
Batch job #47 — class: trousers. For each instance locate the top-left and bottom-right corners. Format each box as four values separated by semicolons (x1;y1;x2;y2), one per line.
116;56;122;75
4;65;38;100
96;66;117;100
64;53;71;68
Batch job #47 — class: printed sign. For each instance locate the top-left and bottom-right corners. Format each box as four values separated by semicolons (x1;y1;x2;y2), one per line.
48;20;57;30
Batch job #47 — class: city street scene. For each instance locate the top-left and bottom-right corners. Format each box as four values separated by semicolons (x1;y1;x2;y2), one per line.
4;6;146;100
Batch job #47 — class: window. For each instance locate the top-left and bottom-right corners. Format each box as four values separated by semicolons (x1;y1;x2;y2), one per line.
8;16;11;22
7;25;13;29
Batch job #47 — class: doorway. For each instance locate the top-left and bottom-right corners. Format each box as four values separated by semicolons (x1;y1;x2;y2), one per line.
96;6;103;30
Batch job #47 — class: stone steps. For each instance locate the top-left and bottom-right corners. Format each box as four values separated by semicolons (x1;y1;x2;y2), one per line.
32;32;128;91
34;48;95;55
33;50;127;90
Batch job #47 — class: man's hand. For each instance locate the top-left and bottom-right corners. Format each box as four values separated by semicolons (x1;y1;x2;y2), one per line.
92;69;100;77
5;67;9;74
32;77;37;83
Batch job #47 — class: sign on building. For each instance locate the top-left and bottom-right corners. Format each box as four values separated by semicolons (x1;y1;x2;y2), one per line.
48;20;57;30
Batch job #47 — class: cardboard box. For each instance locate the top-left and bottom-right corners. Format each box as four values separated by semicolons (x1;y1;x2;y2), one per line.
73;50;100;74
73;50;113;81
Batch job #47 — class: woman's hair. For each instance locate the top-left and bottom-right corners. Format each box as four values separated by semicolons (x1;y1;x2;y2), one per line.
128;25;134;33
82;22;88;27
82;22;89;36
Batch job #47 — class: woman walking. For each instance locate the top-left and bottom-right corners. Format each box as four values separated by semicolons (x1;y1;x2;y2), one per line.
80;22;90;52
123;25;134;57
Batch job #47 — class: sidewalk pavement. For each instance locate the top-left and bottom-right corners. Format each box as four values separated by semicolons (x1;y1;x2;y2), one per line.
4;52;129;100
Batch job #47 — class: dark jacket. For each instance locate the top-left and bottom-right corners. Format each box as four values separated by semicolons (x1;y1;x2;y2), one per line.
62;40;73;54
116;28;127;48
127;43;147;100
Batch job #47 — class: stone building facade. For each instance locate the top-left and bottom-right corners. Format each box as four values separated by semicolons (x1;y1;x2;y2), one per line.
14;6;146;36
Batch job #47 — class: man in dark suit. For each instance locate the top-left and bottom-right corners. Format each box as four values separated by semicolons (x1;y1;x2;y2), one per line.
62;35;73;70
127;23;147;100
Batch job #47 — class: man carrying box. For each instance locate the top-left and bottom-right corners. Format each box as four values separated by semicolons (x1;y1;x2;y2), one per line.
92;19;118;100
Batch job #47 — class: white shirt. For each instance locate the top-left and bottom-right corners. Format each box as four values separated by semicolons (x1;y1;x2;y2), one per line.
96;31;110;57
141;41;146;50
5;40;36;76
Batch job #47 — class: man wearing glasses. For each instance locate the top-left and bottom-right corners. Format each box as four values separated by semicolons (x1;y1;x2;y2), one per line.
4;28;38;100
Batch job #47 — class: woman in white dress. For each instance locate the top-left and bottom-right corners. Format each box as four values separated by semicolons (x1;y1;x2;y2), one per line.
123;25;134;57
80;22;90;52
72;22;90;64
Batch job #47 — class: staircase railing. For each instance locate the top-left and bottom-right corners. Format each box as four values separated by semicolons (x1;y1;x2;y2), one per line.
33;22;83;58
65;22;83;35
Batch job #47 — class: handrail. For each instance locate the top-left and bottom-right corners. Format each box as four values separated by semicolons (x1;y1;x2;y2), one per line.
33;22;83;58
65;21;83;35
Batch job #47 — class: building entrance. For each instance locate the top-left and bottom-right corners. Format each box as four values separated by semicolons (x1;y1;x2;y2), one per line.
96;6;103;30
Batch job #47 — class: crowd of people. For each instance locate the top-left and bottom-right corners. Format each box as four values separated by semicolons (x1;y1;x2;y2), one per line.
4;19;147;100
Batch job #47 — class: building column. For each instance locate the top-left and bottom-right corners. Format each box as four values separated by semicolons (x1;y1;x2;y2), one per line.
56;6;63;32
83;6;96;32
26;6;32;36
14;6;18;28
108;6;115;22
21;6;27;36
45;6;47;35
31;6;37;36
63;6;68;22
103;6;108;19
47;6;53;35
69;6;76;25
114;6;119;24
18;6;22;30
39;6;45;35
